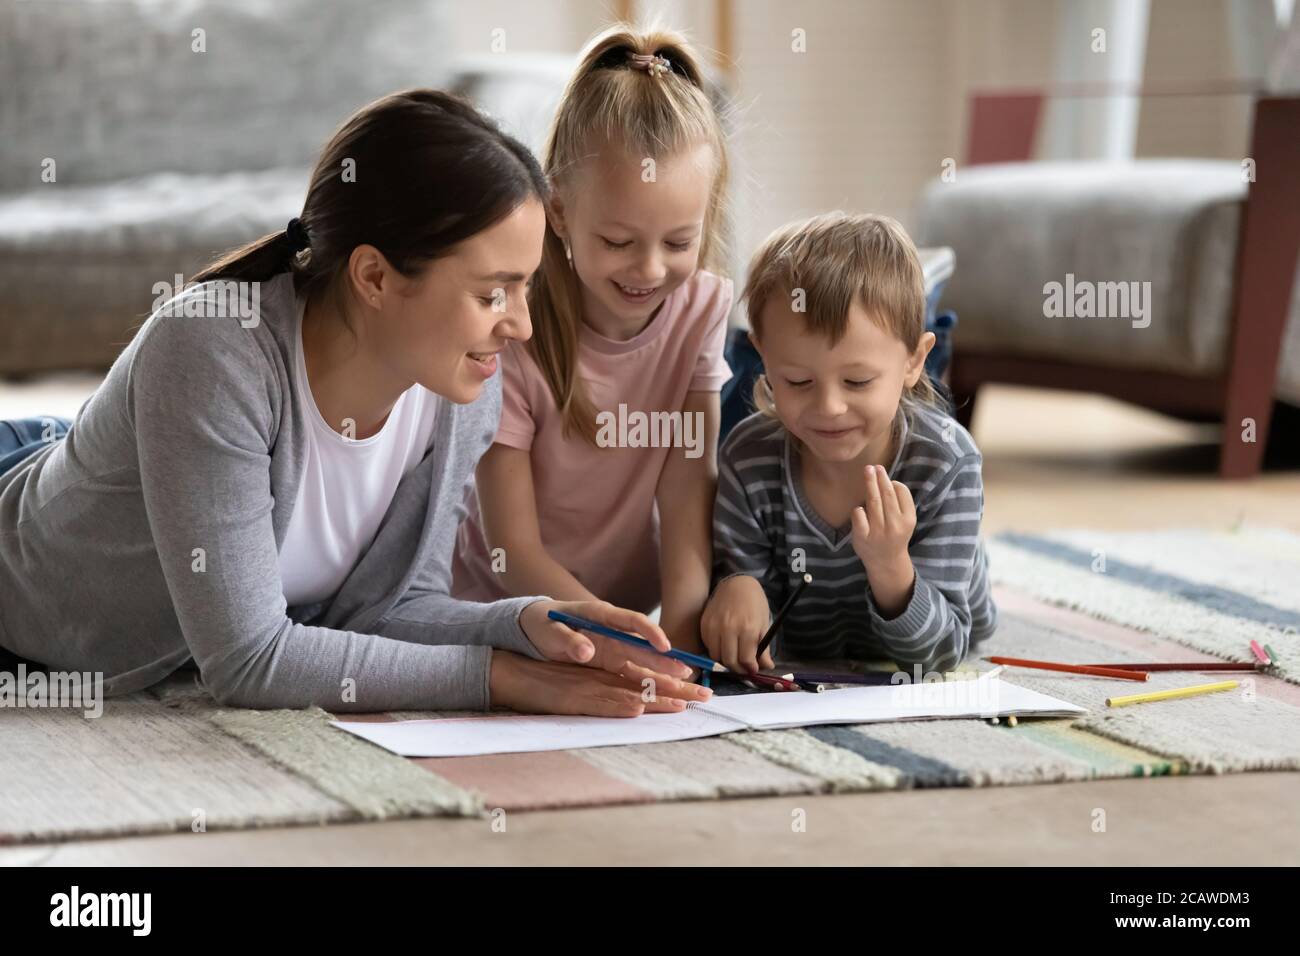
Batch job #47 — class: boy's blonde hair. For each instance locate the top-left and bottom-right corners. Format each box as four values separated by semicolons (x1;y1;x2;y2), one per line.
744;211;942;419
528;24;731;444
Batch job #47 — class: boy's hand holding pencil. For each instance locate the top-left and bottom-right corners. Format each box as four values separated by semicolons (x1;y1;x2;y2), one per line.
700;574;776;672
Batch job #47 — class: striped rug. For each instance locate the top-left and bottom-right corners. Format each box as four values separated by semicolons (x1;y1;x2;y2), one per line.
2;526;1297;844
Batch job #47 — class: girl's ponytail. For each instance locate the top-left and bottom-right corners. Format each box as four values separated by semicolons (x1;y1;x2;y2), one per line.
527;220;592;439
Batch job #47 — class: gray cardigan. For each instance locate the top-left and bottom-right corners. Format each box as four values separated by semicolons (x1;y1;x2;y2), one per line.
0;273;547;710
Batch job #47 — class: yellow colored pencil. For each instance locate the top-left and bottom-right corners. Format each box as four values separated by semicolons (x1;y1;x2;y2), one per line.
1106;680;1239;708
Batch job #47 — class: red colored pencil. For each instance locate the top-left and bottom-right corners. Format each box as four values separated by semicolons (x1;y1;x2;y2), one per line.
717;671;802;692
745;673;802;692
984;656;1149;681
1082;662;1260;672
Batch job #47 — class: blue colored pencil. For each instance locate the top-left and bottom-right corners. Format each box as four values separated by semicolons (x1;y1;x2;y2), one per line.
546;610;729;673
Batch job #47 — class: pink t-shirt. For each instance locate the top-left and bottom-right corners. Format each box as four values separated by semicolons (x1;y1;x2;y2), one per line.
452;270;734;613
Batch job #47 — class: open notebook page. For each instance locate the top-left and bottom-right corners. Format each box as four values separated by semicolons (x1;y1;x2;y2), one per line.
332;679;1083;757
696;678;1086;729
332;706;746;758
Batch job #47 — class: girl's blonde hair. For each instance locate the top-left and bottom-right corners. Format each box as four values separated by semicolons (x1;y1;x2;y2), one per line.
528;24;731;444
744;211;943;421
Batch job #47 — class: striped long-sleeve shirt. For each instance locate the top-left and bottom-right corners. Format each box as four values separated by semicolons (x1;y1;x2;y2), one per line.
712;404;997;673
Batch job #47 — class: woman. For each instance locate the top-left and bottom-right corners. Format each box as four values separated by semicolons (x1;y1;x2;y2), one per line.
0;89;708;716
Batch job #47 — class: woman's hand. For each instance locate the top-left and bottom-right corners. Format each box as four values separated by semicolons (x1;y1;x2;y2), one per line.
700;574;773;673
489;651;705;717
518;599;711;706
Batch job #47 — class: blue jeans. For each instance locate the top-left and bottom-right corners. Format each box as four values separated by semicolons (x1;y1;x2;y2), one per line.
0;416;73;476
0;416;71;670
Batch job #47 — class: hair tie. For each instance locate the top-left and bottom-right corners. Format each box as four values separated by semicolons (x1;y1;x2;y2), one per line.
627;51;671;78
285;217;311;253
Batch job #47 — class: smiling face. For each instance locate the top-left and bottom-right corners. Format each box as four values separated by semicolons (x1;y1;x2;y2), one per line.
554;142;713;336
754;295;933;467
372;198;546;404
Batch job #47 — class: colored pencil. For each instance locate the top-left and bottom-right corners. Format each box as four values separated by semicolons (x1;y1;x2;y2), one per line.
715;671;801;692
546;610;729;672
756;573;812;659
1082;662;1259;672
1264;644;1279;665
1249;640;1271;664
748;673;802;691
984;656;1148;682
780;670;897;686
1106;680;1239;708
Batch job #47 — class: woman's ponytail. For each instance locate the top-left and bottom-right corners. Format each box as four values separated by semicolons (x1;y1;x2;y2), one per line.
191;228;301;285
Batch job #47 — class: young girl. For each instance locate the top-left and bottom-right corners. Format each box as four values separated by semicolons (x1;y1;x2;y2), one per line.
453;27;733;654
702;212;998;674
0;89;707;716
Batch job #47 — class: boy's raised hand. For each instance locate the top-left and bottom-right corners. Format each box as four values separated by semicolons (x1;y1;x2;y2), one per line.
700;574;774;673
850;463;916;570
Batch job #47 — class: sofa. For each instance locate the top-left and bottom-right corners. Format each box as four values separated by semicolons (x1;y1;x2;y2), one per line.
0;0;454;376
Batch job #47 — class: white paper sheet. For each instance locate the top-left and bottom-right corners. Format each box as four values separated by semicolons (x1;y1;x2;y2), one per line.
332;678;1085;758
697;677;1086;728
332;707;747;758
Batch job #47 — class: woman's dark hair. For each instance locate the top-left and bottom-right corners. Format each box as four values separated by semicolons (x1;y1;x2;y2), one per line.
192;89;548;320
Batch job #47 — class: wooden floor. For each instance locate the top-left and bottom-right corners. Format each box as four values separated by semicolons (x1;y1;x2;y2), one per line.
2;380;1298;865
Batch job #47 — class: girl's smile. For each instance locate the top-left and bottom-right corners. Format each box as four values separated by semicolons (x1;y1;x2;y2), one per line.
612;280;662;305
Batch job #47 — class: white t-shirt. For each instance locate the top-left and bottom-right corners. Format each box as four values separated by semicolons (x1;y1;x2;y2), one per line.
278;299;439;607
